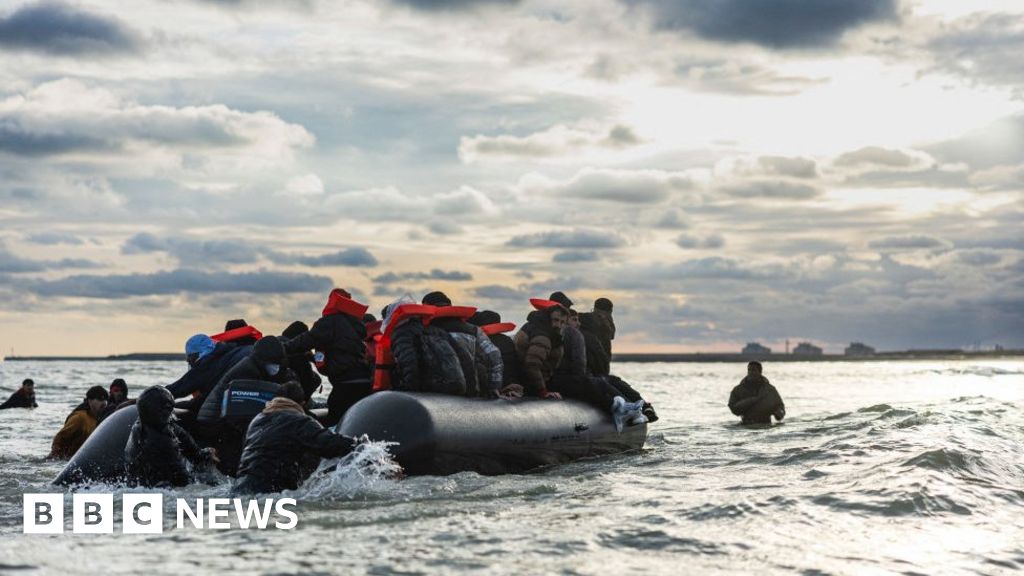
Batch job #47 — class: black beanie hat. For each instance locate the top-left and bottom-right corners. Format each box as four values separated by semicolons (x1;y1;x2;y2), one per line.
363;313;377;323
225;318;249;331
110;378;127;393
549;291;573;310
422;291;452;307
594;297;613;312
282;321;309;340
86;385;109;401
469;310;501;326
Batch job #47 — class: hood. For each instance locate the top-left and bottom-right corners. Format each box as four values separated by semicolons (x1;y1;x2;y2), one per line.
281;321;309;340
252;335;287;365
137;385;175;427
322;288;369;319
262;397;305;415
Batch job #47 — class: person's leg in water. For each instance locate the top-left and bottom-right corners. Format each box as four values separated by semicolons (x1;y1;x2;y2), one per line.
604;375;658;423
325;379;373;426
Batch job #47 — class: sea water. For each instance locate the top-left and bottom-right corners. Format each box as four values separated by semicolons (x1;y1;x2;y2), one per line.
0;359;1022;575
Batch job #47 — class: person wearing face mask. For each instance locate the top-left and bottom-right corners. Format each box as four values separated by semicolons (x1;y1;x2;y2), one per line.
125;385;218;487
196;336;296;475
49;386;109;459
97;378;131;422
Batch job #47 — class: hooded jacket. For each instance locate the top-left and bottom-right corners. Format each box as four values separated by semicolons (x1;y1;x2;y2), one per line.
234;397;355;494
556;324;587;378
728;375;786;424
49;409;98;459
579;314;610;376
513;309;565;396
430;317;503;397
285;292;370;385
282;321;322;400
581;309;615;359
197;336;296;424
166;342;252;402
125;386;211;487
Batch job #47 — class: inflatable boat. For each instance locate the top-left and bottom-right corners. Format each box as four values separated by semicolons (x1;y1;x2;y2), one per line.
54;391;648;485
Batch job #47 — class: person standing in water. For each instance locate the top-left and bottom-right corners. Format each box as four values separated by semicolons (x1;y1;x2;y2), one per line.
728;361;785;425
49;385;109;458
0;379;37;409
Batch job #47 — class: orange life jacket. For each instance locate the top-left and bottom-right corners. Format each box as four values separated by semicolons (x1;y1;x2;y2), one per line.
481;322;516;335
211;325;263;343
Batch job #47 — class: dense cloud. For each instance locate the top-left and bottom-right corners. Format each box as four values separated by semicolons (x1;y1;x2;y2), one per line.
506;228;627;249
719;179;821;199
373;269;473;284
518;168;691;204
0;244;98;273
30;269;332;298
268;247;379;268
25;232;84;245
122;233;378;268
625;0;898;49
0;2;141;56
460;124;641;163
867;235;952;252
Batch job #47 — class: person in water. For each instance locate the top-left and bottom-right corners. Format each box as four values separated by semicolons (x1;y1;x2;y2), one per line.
167;333;252;414
97;378;130;422
0;379;37;409
515;303;644;431
281;321;323;401
49;385;108;459
422;291;503;398
285;288;372;426
234;382;357;495
728;361;786;425
125;385;218;487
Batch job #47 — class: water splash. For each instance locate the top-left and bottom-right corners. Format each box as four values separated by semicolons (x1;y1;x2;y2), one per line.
292;440;403;501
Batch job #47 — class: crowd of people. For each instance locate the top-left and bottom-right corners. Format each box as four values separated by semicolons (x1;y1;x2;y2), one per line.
2;286;787;493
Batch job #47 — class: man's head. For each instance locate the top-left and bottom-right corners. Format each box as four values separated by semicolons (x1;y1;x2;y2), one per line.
594;298;613;313
185;334;216;368
469;310;501;327
252;336;287;378
224;318;248;331
21;378;34;391
276;381;306;407
109;378;128;404
136;385;175;427
549;291;574;310
281;321;309;340
549;307;568;332
747;361;763;377
422;291;452;307
85;385;109;415
567;309;579;329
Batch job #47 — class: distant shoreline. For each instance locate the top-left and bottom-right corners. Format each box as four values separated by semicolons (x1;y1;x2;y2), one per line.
3;351;1022;363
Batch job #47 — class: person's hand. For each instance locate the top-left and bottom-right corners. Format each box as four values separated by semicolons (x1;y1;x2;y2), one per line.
540;390;562;400
205;448;221;464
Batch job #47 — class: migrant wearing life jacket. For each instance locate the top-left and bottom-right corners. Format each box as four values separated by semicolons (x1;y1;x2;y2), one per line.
372;304;436;392
529;298;564;312
312;289;370;376
211;325;263;344
481;322;516;335
365;320;382;368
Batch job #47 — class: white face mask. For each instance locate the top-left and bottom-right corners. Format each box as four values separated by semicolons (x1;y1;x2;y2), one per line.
265;363;281;377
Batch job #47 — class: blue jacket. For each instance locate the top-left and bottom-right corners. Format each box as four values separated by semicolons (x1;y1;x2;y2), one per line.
166;343;251;401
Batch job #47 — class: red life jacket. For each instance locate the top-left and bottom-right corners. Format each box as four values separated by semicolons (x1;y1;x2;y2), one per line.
372;304;436;392
365;320;383;366
430;305;477;321
321;289;369;319
529;298;564;311
481;322;516;335
211;325;263;343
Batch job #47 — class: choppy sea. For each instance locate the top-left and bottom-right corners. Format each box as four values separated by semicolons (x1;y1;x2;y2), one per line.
1;359;1022;575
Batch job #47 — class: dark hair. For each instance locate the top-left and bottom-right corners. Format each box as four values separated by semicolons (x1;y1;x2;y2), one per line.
224;318;248;331
110;378;127;390
594;298;613;312
276;381;306;404
363;313;377;323
549;291;574;310
422;291;452;307
747;361;763;370
568;309;579;318
86;385;109;401
282;320;309;340
22;378;34;387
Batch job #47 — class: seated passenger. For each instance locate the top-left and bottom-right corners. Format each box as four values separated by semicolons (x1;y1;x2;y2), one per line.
728;361;785;425
580;298;616;371
166;334;252;411
421;291;503;398
0;378;38;409
125;386;217;487
468;310;521;397
549;292;586;379
514;302;644;432
49;385;108;459
378;300;464;395
281;321;322;402
284;288;371;426
234;382;357;495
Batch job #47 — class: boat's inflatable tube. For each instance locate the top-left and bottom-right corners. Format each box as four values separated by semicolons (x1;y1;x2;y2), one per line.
53;405;137;485
336;391;647;475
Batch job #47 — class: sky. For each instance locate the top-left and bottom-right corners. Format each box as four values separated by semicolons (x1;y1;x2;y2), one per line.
0;0;1022;356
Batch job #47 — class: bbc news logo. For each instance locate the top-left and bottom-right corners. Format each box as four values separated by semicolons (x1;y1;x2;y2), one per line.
24;494;298;533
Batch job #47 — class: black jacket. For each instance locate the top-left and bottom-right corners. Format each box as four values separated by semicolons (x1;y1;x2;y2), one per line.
390;318;425;392
234;398;355;494
287;351;322;400
430;317;503;396
728;375;786;424
580;314;610;376
166;342;251;401
0;389;37;409
125;386;211;487
556;325;587;378
488;333;520;387
286;313;370;385
197;337;296;424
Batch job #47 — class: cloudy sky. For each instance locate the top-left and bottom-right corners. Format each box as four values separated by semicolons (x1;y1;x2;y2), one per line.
0;0;1021;355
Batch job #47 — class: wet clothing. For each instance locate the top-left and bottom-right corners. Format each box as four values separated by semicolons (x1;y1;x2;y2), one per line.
579;314;610;376
0;388;37;409
125;386;212;487
513;309;565;397
556;325;587;378
167;342;251;404
430;317;502;397
728;375;785;424
49;410;98;459
234;397;355;494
